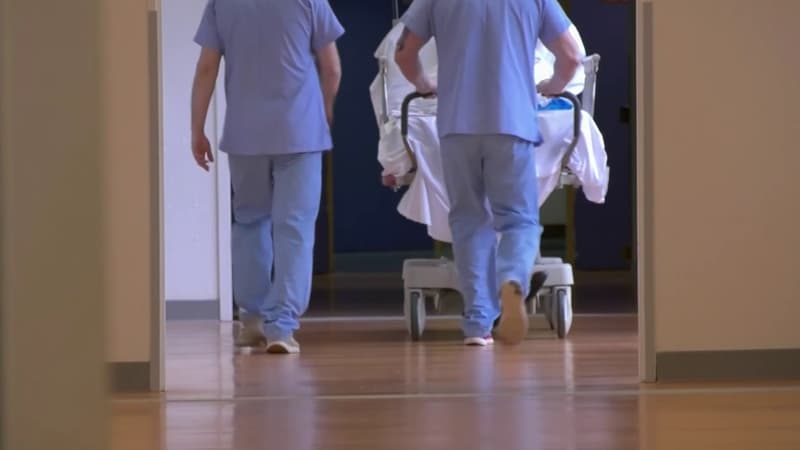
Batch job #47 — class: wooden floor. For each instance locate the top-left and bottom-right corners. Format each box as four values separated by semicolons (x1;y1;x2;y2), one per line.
112;316;800;450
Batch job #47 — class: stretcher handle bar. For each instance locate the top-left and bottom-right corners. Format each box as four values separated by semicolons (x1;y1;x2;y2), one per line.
400;92;436;172
401;92;436;136
379;63;390;124
552;91;582;169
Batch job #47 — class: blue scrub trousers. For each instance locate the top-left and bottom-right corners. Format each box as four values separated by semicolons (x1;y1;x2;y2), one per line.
439;134;543;338
228;152;322;341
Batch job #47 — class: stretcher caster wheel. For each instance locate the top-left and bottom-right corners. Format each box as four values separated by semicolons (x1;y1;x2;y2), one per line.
541;292;555;330
404;289;426;341
526;296;537;315
555;288;573;339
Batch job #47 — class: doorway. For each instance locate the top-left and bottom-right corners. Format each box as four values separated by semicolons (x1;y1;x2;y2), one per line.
153;0;652;391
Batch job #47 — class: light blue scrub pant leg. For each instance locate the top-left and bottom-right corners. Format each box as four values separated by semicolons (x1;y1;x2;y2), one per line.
228;152;322;342
439;134;543;338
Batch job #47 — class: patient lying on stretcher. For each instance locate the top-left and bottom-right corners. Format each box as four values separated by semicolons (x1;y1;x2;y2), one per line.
369;22;609;243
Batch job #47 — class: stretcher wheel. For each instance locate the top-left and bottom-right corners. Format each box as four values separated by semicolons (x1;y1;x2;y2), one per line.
541;292;555;330
555;288;572;339
405;289;426;341
526;296;537;315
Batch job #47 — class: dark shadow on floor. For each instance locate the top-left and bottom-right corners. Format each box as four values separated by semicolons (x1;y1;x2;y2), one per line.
306;270;635;318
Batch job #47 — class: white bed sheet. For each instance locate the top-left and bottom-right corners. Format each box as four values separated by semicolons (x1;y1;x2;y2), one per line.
370;23;610;243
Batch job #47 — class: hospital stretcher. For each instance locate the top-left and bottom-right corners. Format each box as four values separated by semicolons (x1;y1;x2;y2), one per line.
377;54;604;341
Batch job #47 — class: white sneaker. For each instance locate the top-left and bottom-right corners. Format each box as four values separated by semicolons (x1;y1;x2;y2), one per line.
266;338;300;354
495;281;529;345
235;316;266;348
464;336;494;346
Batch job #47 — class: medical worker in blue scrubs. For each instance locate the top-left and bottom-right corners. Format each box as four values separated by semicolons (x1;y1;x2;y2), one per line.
395;0;581;346
190;0;344;354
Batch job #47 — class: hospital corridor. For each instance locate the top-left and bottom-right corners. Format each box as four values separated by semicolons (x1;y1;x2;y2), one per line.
2;0;800;449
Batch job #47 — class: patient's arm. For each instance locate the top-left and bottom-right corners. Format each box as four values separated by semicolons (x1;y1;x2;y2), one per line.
538;29;582;96
394;28;437;94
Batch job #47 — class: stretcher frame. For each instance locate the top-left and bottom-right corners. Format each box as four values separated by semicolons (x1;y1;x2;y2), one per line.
379;53;602;341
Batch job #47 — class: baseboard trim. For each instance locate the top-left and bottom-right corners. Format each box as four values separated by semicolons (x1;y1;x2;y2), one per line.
109;362;151;393
166;300;219;320
657;349;800;382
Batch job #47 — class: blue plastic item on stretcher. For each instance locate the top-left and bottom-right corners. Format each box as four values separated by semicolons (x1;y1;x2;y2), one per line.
537;97;574;111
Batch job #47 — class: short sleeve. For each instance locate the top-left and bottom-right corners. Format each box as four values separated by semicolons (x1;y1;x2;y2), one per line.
400;0;434;41
194;0;222;50
311;0;345;51
538;0;572;45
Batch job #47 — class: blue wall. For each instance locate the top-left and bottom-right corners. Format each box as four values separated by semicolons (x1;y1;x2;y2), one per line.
329;0;431;254
570;0;634;270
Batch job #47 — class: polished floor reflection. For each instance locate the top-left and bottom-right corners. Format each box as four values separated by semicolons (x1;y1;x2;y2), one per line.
112;317;800;450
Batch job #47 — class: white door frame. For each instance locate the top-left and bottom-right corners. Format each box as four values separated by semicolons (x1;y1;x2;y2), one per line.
213;67;234;323
149;2;165;392
149;2;234;392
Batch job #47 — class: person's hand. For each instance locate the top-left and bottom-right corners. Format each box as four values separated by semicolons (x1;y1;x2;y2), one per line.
416;78;437;97
537;78;560;97
382;174;397;187
192;132;214;171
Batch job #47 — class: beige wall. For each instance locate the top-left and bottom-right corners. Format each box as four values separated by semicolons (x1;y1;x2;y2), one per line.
104;0;156;363
1;0;109;447
648;0;800;352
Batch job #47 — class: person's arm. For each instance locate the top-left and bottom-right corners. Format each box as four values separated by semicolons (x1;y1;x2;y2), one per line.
395;0;435;93
310;0;345;127
315;42;342;127
535;0;581;97
394;28;436;94
537;31;581;96
190;47;221;171
191;48;221;138
191;0;222;171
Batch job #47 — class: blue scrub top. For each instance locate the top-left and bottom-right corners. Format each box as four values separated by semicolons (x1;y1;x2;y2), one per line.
401;0;571;145
194;0;345;155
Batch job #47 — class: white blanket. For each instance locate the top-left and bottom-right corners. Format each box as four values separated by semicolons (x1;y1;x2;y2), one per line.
370;23;610;243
